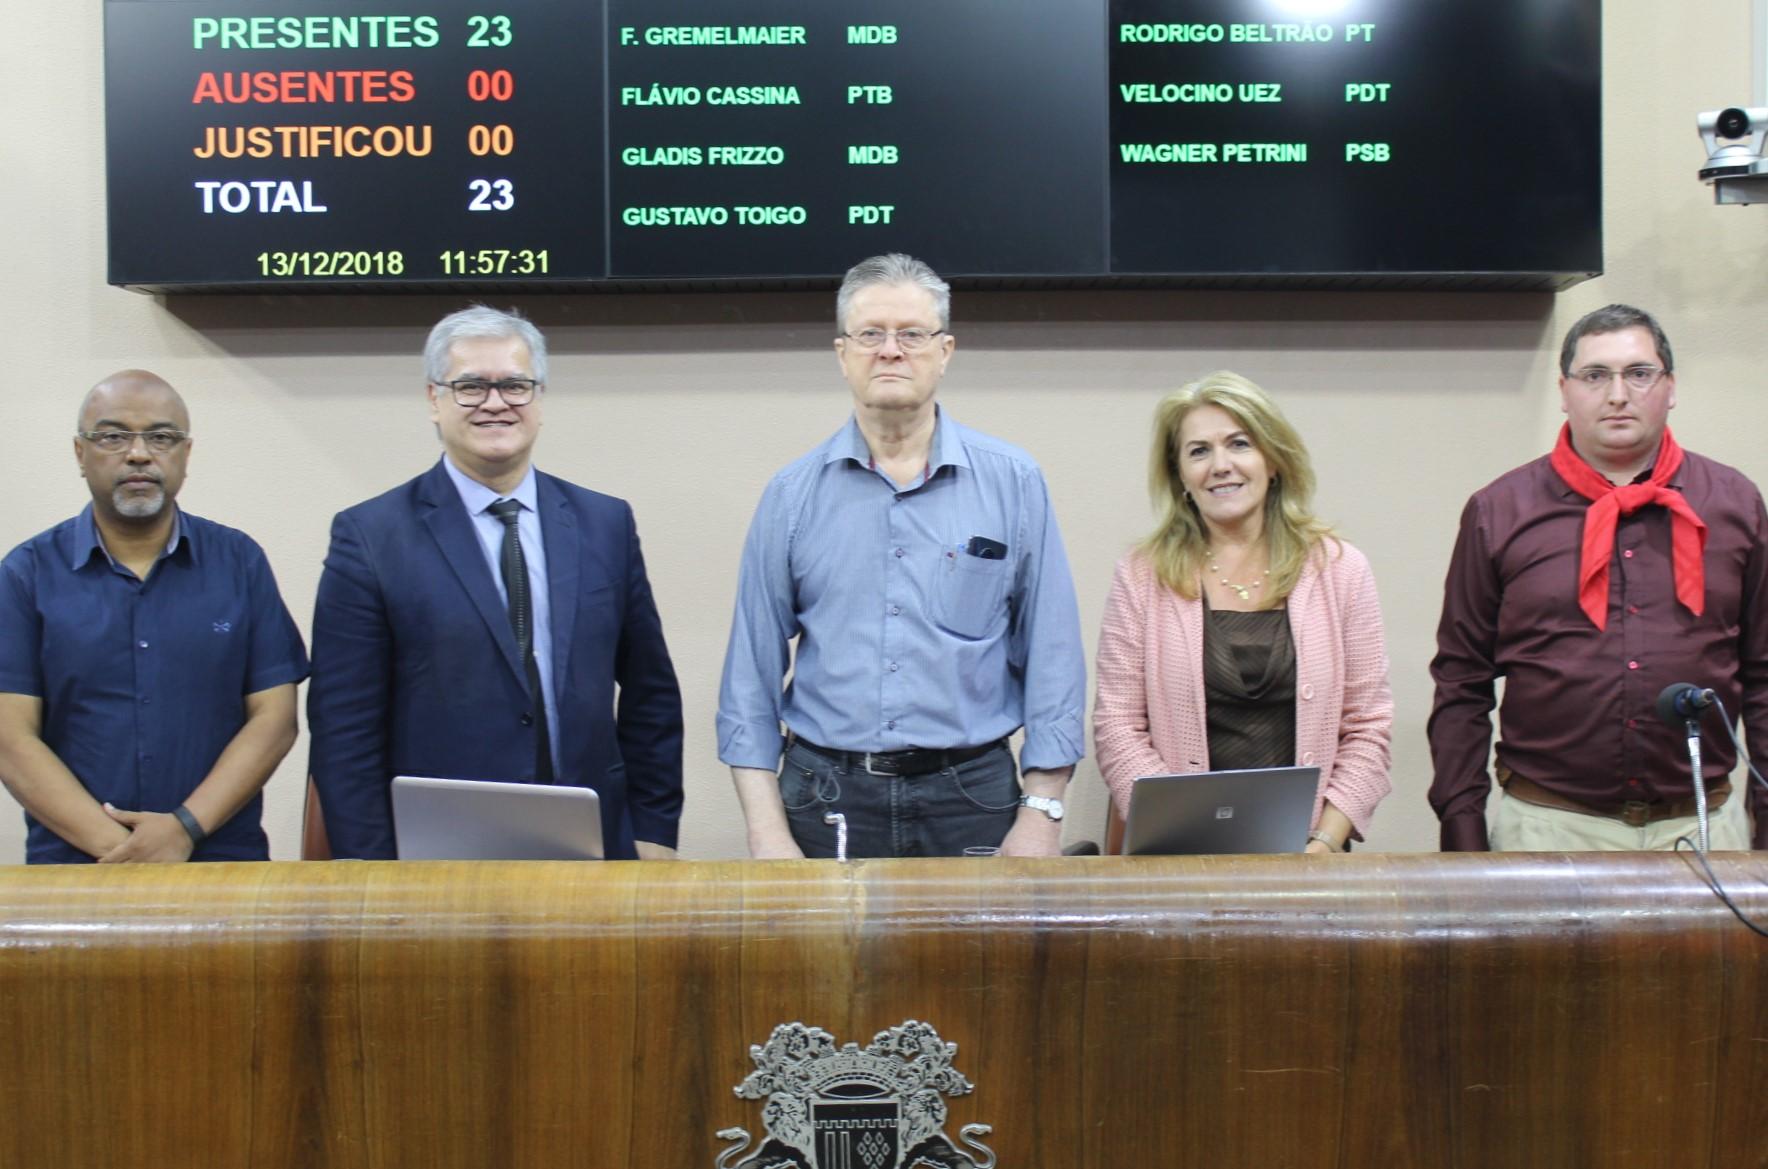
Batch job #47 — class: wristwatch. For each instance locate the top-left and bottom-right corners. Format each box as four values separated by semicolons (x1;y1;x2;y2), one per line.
1019;795;1065;821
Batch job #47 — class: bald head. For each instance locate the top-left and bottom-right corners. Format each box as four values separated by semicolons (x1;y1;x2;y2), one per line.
77;370;189;434
74;370;193;526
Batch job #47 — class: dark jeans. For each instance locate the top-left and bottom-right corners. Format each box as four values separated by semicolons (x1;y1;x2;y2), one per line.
778;741;1022;858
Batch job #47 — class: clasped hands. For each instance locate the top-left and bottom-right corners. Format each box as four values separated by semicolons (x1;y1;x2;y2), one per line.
94;803;195;863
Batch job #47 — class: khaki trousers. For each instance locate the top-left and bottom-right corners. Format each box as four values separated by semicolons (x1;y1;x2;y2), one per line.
1492;780;1754;851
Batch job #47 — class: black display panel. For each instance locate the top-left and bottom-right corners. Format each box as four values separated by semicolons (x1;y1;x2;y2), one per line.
103;0;1600;291
1109;0;1602;276
607;0;1107;279
106;2;607;286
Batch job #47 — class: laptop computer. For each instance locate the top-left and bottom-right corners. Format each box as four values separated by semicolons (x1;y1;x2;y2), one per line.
391;776;604;860
1121;766;1320;856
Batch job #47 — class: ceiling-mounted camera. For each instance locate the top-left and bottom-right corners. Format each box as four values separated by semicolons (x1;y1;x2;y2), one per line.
1698;106;1768;203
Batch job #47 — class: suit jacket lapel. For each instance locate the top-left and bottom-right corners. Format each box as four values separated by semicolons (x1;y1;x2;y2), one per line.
416;462;527;689
538;473;579;704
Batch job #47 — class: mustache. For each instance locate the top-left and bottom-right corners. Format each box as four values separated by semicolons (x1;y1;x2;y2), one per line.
114;471;164;486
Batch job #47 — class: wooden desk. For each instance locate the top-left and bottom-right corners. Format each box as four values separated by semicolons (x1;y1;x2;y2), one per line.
0;854;1763;1168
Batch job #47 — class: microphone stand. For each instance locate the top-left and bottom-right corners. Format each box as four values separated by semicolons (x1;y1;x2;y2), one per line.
1681;716;1711;853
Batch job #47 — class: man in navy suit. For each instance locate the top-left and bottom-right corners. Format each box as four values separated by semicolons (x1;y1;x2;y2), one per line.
308;306;684;859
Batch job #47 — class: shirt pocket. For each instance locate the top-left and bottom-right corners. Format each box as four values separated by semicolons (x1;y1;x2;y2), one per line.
935;551;1010;640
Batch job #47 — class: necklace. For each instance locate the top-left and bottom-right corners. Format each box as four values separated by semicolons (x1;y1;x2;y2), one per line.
1207;551;1269;602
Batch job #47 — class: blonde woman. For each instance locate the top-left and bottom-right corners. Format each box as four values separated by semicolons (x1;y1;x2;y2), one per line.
1093;372;1393;852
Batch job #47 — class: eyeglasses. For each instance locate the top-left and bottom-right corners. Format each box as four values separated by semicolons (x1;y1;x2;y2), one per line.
1569;365;1668;393
840;328;947;353
78;429;190;453
436;377;542;406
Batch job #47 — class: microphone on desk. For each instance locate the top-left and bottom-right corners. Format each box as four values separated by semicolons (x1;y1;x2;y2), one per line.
1655;682;1716;852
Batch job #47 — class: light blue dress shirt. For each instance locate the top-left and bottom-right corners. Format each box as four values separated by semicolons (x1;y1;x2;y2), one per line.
441;457;559;774
717;410;1086;772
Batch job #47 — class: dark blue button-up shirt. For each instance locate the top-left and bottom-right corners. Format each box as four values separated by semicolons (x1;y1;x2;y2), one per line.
0;507;309;863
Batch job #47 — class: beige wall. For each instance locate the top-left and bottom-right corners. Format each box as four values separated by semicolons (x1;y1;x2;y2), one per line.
6;3;1765;862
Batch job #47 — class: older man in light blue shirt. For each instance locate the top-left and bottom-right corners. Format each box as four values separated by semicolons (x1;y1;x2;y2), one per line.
718;254;1086;858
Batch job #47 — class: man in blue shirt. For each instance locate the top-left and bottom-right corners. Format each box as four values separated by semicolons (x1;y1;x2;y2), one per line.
308;306;684;860
0;370;307;863
719;254;1087;858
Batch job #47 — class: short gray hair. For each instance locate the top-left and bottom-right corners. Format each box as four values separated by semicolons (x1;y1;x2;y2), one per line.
424;305;549;385
1558;303;1674;376
835;253;951;333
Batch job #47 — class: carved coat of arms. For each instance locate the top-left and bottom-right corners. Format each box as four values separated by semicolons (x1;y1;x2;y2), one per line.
715;1020;996;1169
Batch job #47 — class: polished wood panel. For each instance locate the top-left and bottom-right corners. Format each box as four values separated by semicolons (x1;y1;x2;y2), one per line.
0;854;1763;1168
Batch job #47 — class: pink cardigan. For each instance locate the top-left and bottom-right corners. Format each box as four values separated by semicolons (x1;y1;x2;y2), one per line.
1093;540;1393;839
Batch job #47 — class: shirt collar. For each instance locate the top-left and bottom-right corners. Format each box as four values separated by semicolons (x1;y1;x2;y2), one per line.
441;455;539;516
929;409;970;471
825;406;972;473
1547;450;1686;499
71;505;187;571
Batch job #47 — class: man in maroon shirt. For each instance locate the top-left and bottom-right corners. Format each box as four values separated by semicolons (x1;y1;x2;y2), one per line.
1430;304;1767;850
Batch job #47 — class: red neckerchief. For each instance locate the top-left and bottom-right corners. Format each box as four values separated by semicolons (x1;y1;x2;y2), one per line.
1548;423;1706;629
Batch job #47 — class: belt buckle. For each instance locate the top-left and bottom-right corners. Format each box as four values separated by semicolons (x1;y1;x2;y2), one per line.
1619;800;1651;828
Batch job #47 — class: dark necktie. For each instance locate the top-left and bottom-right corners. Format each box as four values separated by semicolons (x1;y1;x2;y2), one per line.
488;499;553;783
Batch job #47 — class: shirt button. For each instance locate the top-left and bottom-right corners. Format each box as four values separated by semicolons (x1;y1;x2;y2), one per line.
1627;605;1640;615
1623;549;1634;559
520;712;534;726
1301;684;1315;701
887;662;899;672
889;605;901;616
141;697;151;705
1301;752;1315;765
137;640;149;649
887;720;897;730
1628;778;1642;787
1628;660;1640;670
894;547;905;558
1626;718;1637;729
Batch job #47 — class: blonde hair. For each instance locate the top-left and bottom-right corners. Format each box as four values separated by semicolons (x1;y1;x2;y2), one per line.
1141;371;1335;604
